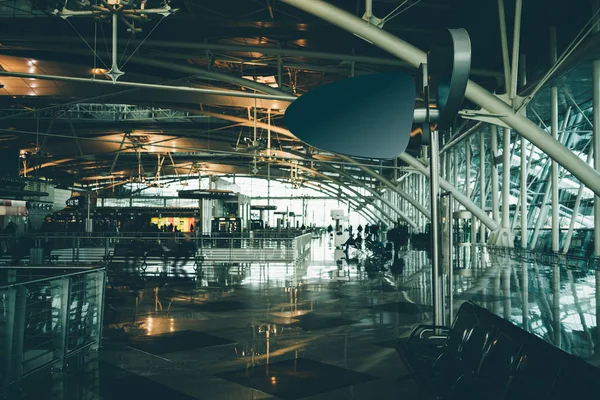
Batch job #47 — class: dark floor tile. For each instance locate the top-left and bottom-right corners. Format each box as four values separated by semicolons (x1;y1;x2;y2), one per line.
371;301;432;315
128;330;235;354
15;360;197;400
372;339;399;349
216;358;374;399
293;313;356;331
187;300;249;312
454;292;516;302
95;360;198;400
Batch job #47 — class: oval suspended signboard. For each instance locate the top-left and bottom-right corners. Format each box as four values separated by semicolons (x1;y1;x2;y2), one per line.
428;28;471;131
284;72;416;159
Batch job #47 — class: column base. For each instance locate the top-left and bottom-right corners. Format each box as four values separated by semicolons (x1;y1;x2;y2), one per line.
487;228;514;247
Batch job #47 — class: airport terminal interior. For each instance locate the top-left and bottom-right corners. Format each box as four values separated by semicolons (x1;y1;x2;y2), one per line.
2;0;600;398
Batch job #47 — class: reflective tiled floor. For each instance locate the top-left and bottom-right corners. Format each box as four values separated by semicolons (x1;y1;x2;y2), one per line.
9;235;600;399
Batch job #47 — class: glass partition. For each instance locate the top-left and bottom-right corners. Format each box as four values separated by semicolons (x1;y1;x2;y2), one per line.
0;267;106;392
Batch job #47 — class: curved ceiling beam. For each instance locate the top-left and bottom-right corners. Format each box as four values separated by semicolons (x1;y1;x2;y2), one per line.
0;47;294;101
246;120;489;230
310;181;384;224
308;180;386;224
284;148;429;220
332;154;431;220
281;0;600;197
136;57;291;97
286;148;418;226
319;162;417;228
277;160;397;223
304;181;377;223
184;109;297;139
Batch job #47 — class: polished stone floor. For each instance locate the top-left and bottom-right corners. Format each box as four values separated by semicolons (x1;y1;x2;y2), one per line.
9;235;600;399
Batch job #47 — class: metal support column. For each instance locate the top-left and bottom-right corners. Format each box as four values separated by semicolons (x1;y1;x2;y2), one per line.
430;128;443;326
550;27;560;253
480;131;486;243
277;56;283;90
502;127;511;230
465;139;475;246
453;148;459;211
521;260;529;331
465;140;471;199
520;136;528;248
594;59;600;258
490;125;500;222
447;192;454;322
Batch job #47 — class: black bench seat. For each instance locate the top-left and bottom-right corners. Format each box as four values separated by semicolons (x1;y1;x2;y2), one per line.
395;301;600;399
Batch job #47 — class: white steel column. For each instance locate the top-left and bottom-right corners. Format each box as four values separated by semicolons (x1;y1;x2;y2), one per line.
520;136;528;248
453;148;459;211
509;0;523;102
399;153;499;231
594;59;600;258
480;131;487;243
490;126;500;222
497;0;511;91
465;140;471;199
550;27;560;253
429;128;444;327
502;127;511;230
465;139;473;245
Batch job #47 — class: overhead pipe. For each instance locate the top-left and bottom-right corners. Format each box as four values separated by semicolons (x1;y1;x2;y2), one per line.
284;148;419;226
0;70;296;102
281;0;600;197
0;37;505;78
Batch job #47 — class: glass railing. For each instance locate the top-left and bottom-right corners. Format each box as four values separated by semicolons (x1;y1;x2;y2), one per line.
0;233;314;266
0;267;106;392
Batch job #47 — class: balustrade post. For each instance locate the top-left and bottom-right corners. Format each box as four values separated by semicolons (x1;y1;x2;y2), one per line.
91;270;106;351
2;287;17;394
53;278;71;371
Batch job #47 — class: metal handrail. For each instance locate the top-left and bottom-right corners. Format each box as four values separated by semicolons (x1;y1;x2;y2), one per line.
0;266;105;289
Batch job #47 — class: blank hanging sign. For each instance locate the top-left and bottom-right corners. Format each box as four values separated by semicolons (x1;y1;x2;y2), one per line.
428;28;472;131
284;72;416;159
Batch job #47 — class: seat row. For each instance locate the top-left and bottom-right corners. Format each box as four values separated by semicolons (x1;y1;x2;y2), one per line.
396;301;600;399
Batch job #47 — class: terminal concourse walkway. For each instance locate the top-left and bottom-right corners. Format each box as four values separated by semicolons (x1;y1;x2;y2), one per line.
8;235;600;399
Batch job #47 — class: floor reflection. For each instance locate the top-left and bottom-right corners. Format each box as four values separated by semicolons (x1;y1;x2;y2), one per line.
11;236;600;399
